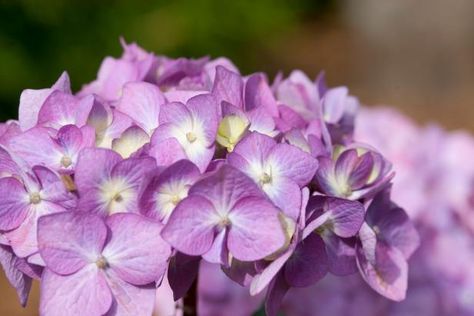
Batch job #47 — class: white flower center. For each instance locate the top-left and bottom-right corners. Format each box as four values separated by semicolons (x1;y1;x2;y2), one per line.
60;155;73;168
29;192;41;205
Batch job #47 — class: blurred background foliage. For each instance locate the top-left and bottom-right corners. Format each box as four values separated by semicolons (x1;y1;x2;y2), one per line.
0;0;333;121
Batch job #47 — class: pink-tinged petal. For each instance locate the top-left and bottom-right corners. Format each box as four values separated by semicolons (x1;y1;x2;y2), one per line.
18;72;70;131
32;166;75;205
263;177;301;220
139;160;200;222
276;105;307;132
0;177;29;231
37;91;93;129
149;137;187;167
189;165;264;211
168;253;201;300
162;196;217;256
186;93;219;143
356;238;408;301
97;110;134;149
264;273;290;316
80;57;139;100
228;197;285;261
322;87;348;123
112;126;150;158
103;213;171;285
0;245;32;306
268;143;318;186
244;73;279;116
202;229;229;266
7;127;63;170
159;102;192;126
183;144;215;174
38;212;107;275
0;147;22;177
164;90;207;103
111;157;156;189
212;66;243;107
57;124;95;156
347;152;374;190
40;266;112;316
104;272;156;316
116;82;165;135
249;244;295;296
246;106;277;136
75;148;122;192
284;233;328;287
230;132;276;165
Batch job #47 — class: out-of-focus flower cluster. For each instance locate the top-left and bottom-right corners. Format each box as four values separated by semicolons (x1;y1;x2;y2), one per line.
276;108;474;316
0;40;418;316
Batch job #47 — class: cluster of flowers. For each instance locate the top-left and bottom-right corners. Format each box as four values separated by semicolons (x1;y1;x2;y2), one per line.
0;40;419;316
274;108;474;316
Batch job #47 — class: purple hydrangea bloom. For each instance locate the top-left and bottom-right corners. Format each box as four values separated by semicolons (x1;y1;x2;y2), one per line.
0;41;420;315
38;211;171;316
162;164;286;265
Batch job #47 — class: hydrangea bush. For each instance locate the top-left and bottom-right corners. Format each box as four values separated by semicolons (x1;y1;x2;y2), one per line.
0;40;419;316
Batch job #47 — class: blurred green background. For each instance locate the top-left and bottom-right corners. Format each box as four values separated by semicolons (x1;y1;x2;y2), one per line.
0;0;333;121
1;0;474;314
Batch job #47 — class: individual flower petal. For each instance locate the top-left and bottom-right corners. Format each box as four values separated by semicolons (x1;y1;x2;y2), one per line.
356;225;408;301
139;159;200;223
102;213;171;285
40;265;112;316
38;212;107;275
284;233;328;288
162;195;218;256
0;177;30;231
212;66;243;108
105;271;156;316
227;197;286;261
18;72;70;131
116;82;165;135
112;126;150;158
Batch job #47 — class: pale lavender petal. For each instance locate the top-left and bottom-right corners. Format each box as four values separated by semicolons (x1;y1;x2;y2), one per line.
244;73;279;116
139;159;200;222
103;213;171;285
38;212;107;275
263;177;301;220
202;229;229;266
18;72;70;131
162;195;217;256
268;143;318;186
149;137;187;167
212;66;243;107
104;271;156;316
0;177;29;231
111;125;150;158
75;148;122;193
228;196;285;263
189;165;264;211
116;82;165;135
40;266;112;316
